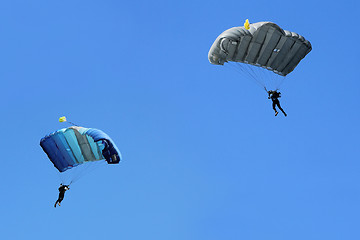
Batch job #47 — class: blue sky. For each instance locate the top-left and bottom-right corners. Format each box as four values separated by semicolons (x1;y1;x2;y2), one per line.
0;0;359;239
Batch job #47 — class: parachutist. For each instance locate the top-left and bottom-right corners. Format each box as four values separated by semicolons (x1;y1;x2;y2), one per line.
268;90;287;117
54;184;70;208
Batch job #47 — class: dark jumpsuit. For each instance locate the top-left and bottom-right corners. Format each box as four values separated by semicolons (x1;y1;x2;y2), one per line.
269;91;287;116
54;185;69;207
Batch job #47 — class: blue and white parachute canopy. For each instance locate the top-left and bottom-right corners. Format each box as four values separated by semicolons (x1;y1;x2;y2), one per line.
40;126;122;172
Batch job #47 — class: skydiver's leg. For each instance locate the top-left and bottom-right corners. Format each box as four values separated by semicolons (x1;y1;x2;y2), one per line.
276;102;287;116
56;195;64;207
54;198;62;207
272;101;278;116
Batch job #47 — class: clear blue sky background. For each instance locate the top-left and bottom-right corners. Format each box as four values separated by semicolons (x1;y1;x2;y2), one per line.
0;0;359;239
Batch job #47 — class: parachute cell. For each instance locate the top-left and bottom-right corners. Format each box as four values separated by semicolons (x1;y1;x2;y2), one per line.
208;22;312;76
40;126;121;173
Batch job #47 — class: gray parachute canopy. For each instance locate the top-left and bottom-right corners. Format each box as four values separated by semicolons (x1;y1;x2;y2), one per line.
208;22;312;76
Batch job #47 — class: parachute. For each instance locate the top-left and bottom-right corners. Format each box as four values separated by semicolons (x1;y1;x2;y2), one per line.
40;126;122;183
208;21;312;89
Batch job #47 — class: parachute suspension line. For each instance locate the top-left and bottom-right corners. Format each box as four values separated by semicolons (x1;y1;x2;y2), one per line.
69;161;101;184
57;170;66;185
59;160;108;185
236;63;269;93
58;162;91;185
58;172;71;186
224;61;288;94
73;161;107;184
274;75;287;91
239;63;266;88
258;66;271;89
245;63;287;92
254;65;272;93
225;62;266;90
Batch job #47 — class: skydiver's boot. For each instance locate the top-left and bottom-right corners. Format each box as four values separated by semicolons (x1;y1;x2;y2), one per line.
275;111;278;116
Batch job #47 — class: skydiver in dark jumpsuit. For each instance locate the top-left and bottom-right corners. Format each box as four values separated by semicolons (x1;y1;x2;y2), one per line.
54;184;70;208
268;90;287;116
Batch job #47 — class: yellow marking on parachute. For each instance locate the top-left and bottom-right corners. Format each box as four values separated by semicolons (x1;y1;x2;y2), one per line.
244;19;250;30
59;116;67;122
